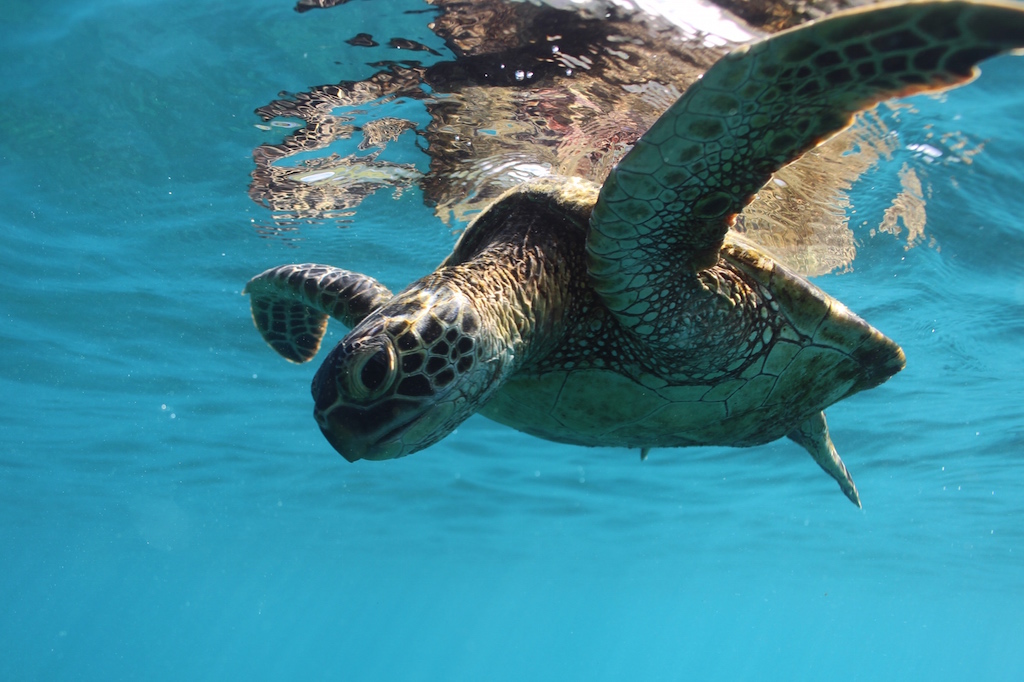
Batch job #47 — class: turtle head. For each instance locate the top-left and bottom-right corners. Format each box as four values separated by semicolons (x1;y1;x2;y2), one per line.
311;284;503;462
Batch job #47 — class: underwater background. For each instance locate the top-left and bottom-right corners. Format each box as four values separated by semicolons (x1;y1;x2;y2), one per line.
2;0;1023;679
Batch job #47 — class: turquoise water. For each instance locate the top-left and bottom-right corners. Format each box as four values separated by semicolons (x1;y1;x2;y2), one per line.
3;1;1024;679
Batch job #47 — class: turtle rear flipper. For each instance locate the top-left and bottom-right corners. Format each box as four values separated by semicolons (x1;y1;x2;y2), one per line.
788;411;861;508
244;264;392;363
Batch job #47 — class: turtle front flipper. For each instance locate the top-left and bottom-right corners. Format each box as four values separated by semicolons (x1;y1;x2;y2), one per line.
787;411;860;508
587;0;1024;333
244;264;392;363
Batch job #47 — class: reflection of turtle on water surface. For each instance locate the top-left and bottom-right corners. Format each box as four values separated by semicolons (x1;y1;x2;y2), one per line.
252;0;986;273
247;1;1024;506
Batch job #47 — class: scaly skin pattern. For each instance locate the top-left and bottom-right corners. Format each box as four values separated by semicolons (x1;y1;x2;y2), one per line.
478;182;903;450
246;1;1024;506
474;182;898;508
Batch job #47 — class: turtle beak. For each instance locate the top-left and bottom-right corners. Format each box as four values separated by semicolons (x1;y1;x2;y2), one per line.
313;405;406;462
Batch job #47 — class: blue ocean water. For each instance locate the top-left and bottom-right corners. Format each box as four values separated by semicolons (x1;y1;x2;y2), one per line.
2;0;1023;679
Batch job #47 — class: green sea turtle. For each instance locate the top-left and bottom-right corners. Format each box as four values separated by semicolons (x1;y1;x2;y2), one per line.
246;0;1024;506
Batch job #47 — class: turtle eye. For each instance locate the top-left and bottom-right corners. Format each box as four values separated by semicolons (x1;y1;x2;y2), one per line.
347;344;397;401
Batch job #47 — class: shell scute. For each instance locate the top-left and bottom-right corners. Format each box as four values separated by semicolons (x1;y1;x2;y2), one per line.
724;374;778;415
552;370;669;436
767;346;856;408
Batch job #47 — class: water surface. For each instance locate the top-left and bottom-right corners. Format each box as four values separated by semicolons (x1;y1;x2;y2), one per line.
2;1;1023;679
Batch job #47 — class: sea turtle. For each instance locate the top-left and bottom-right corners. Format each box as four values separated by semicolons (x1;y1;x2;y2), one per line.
246;0;1024;506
